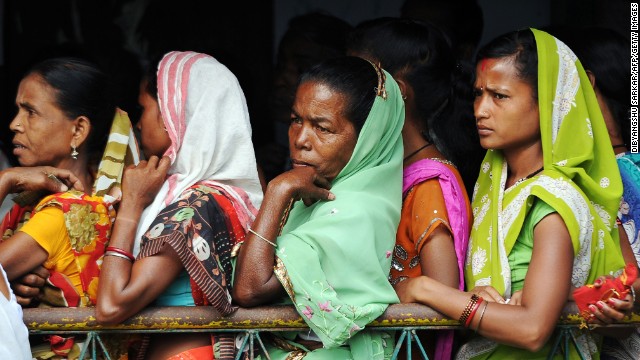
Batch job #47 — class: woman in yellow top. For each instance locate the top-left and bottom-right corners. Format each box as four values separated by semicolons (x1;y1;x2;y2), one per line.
0;57;138;309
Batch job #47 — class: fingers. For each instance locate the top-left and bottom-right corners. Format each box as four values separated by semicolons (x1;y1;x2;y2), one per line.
158;156;172;172
15;295;35;307
509;290;523;306
43;167;83;192
31;265;50;280
472;286;506;304
588;301;625;324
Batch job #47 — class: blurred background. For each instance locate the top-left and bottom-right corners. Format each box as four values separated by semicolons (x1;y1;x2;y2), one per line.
0;0;631;167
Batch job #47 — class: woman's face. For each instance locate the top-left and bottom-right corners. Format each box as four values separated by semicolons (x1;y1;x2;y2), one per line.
289;81;358;182
137;82;171;159
10;74;76;167
473;57;540;152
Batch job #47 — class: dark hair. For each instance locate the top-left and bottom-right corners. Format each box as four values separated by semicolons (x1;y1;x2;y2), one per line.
477;29;539;100
299;56;377;133
400;0;483;60
281;12;353;61
144;54;163;100
555;27;630;147
28;58;115;155
347;18;483;193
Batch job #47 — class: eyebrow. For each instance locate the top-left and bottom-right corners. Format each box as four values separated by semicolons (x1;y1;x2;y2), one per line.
17;101;38;113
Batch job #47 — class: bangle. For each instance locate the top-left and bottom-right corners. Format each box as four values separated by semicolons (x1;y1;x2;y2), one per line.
105;246;135;261
473;302;489;331
465;297;484;327
459;294;480;325
105;251;133;262
630;285;636;304
248;228;277;248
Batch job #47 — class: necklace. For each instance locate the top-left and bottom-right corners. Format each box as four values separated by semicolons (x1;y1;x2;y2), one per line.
403;142;432;162
511;166;544;188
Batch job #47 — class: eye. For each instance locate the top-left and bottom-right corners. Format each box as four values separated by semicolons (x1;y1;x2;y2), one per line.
493;93;508;100
473;88;482;98
315;124;330;133
290;115;302;124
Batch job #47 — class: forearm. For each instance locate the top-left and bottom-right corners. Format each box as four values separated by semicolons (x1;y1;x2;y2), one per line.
96;204;142;321
0;170;14;204
410;276;564;351
233;183;291;306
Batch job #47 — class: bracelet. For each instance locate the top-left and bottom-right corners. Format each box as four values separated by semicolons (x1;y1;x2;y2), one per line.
105;251;133;262
459;294;480;325
473;302;489;331
105;246;135;261
248;228;277;248
465;297;484;327
630;285;636;304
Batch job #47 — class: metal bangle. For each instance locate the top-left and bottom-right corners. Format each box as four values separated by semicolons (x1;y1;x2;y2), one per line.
105;251;133;262
473;302;489;332
248;228;277;248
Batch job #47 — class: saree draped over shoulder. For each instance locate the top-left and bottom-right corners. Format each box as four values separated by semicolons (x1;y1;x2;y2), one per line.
395;159;471;360
459;29;625;359
133;51;263;360
270;67;404;359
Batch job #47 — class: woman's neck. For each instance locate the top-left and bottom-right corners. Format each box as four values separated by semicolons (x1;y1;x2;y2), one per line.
503;142;544;188
402;119;444;168
56;154;93;193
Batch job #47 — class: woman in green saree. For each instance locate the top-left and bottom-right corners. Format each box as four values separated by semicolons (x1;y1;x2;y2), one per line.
394;28;628;359
233;56;404;359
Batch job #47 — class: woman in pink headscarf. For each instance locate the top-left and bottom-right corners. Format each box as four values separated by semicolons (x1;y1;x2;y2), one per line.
96;51;263;359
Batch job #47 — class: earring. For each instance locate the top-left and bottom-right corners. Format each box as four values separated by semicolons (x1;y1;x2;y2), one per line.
71;145;78;160
402;94;407;100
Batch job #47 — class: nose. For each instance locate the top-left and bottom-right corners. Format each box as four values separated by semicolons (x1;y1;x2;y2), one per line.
474;94;490;121
291;123;311;151
9;113;22;133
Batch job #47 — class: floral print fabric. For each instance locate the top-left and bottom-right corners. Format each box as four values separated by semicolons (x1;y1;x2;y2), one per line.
33;191;115;307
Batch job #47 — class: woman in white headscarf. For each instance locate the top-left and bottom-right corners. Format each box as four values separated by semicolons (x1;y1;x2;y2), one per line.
96;51;262;360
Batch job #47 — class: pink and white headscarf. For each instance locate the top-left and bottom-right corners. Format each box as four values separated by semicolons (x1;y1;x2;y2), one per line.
133;51;263;255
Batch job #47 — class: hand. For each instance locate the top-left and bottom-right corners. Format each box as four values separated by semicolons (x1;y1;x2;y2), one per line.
10;266;48;307
508;290;523;305
0;166;84;194
469;285;507;304
268;166;335;206
120;156;171;212
586;294;633;325
394;277;418;303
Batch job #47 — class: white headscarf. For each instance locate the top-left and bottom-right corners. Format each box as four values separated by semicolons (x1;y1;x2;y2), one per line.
133;51;263;255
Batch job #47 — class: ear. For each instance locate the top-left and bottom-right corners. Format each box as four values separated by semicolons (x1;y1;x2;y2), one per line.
71;116;92;149
395;78;413;101
585;70;596;89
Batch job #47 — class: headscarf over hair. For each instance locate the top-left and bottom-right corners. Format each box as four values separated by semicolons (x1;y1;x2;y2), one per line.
463;29;624;357
273;67;403;358
133;51;263;255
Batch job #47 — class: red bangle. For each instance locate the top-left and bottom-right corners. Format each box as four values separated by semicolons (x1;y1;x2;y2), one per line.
105;246;135;261
465;297;484;327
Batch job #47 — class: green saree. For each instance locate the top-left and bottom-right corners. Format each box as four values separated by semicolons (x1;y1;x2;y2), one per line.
459;29;625;359
268;67;405;359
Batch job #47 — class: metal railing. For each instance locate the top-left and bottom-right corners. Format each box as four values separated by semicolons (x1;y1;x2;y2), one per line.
23;303;640;359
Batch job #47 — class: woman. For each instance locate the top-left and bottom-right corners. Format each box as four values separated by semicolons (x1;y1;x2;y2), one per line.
0;166;83;360
233;56;403;359
96;51;263;360
0;57;138;306
348;18;475;360
394;29;627;359
0;57;138;358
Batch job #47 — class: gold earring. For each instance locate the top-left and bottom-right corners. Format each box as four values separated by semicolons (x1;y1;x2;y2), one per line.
71;145;78;160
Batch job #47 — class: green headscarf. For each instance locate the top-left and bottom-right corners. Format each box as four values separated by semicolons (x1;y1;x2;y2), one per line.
273;67;404;359
461;29;625;359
